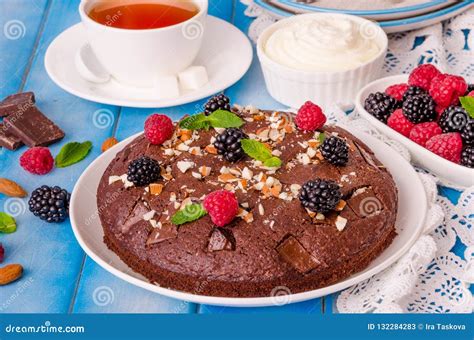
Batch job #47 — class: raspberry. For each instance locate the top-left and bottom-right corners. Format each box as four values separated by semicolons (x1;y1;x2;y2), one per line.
467;90;474;98
0;243;4;263
409;122;442;147
144;114;174;145
387;108;415;137
425;133;463;164
20;147;54;175
295;101;326;131
429;74;468;107
203;190;239;227
408;64;441;90
385;83;408;101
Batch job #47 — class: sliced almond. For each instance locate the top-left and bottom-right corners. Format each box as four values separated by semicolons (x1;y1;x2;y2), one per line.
149;183;164;196
0;178;27;198
218;173;237;183
205;145;218;154
335;200;347;211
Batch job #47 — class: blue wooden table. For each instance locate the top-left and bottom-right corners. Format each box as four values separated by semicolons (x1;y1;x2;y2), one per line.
0;0;466;314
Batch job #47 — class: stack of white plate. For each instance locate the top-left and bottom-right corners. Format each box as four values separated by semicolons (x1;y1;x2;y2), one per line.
254;0;473;33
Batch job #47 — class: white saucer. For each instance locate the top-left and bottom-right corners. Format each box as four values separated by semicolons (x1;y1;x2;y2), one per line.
70;127;427;307
45;16;253;108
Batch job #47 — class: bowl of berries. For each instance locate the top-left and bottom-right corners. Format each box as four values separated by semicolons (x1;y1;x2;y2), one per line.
355;64;474;188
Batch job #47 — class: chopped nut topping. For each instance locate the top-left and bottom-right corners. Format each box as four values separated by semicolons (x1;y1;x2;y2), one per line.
177;161;195;173
205;145;218;154
335;216;348;231
150;183;164;195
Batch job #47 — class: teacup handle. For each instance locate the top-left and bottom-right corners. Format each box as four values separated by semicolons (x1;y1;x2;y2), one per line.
75;43;111;83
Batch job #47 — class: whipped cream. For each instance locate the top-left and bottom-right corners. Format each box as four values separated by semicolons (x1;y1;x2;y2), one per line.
264;17;381;72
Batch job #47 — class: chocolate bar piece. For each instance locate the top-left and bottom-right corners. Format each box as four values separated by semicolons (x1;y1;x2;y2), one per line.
347;187;384;218
276;235;319;273
4;106;64;147
0;123;23;150
147;223;177;246
208;228;235;252
0;92;35;117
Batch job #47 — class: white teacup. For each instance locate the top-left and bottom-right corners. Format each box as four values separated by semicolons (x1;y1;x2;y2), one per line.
77;0;208;88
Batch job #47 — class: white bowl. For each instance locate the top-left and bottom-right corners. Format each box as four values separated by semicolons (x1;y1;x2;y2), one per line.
256;13;388;109
355;74;474;189
70;127;426;307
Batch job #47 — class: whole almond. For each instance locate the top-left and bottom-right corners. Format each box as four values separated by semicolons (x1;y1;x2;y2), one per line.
0;264;23;285
0;178;27;198
102;137;118;153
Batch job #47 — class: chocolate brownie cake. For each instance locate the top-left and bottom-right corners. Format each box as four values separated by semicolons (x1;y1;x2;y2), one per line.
97;105;398;297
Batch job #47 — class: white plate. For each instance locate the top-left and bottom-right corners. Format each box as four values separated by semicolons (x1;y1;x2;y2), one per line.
356;74;474;189
70;127;427;307
45;16;253;108
255;1;473;33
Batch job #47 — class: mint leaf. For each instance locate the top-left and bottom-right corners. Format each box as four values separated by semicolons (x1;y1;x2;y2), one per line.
318;132;326;144
241;139;282;167
460;96;474;118
0;212;16;234
179;114;210;130
264;157;282;168
207;110;244;128
55;141;92;168
178;110;243;131
171;203;207;225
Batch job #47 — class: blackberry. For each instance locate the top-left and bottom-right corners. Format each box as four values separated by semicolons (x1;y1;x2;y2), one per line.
320;136;349;166
402;94;437;123
461;120;474;145
299;179;342;214
461;146;474;168
28;185;70;223
364;92;398;123
204;93;230;115
466;84;474;95
402;86;427;102
127;156;161;187
438;106;469;133
214;128;248;162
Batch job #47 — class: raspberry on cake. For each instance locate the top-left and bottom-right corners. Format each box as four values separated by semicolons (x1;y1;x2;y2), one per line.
144;114;174;145
97;104;398;297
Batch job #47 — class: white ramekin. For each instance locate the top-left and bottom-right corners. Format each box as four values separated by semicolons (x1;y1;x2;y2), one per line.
257;13;388;109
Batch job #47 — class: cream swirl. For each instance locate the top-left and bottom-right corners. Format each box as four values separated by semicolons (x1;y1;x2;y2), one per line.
264;17;381;72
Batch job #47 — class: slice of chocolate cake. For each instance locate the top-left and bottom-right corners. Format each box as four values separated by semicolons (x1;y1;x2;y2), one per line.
96;106;397;297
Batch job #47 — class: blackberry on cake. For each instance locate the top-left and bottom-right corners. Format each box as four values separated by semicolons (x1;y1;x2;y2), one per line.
127;156;161;187
364;92;398;123
299;179;342;214
402;94;436;123
28;185;70;223
204;93;230;116
461;146;474;168
438;106;469;133
320;136;349;166
213;128;248;162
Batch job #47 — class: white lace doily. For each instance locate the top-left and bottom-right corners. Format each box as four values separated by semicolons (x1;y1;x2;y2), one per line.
243;2;474;313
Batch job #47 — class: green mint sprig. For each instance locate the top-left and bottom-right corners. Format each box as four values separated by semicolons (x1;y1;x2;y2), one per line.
55;141;93;168
241;139;282;168
179;110;243;130
460;96;474;119
171;203;207;226
317;132;326;144
0;212;17;234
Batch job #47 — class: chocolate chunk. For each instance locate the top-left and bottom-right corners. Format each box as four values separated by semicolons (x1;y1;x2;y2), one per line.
208;228;236;252
0;92;35;117
0;123;23;150
122;202;149;233
347;187;384;218
4;106;64;147
276;235;319;273
147;223;177;246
